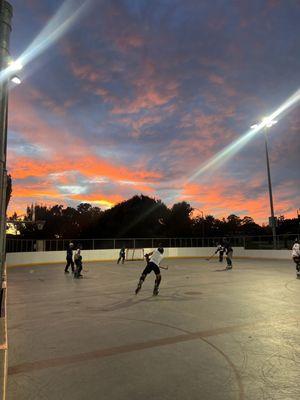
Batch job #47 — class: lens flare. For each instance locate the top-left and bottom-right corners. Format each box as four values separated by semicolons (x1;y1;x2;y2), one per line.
0;0;91;83
8;60;23;71
188;88;300;183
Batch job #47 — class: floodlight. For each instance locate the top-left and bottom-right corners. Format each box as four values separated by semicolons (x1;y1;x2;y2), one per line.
10;75;21;85
262;117;277;128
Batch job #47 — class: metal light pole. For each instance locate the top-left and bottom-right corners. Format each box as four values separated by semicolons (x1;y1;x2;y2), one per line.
251;118;277;249
264;127;277;249
0;0;13;289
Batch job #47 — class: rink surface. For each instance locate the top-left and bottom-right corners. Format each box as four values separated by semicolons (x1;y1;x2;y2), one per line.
7;257;300;400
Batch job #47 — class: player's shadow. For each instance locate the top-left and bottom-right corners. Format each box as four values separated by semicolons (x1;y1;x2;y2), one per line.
100;292;198;312
214;268;230;272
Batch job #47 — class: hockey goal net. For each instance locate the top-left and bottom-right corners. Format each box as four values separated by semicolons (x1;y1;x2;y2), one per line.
126;248;144;261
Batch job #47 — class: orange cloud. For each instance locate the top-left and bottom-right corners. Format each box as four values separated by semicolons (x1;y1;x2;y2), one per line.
111;83;177;115
181;180;298;223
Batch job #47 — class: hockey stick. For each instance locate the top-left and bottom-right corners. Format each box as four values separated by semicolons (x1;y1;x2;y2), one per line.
160;265;169;270
206;253;215;261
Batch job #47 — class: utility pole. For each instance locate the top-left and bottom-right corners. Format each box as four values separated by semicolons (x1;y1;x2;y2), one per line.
0;0;13;293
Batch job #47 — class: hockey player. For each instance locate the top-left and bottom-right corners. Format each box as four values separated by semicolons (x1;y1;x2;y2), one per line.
215;242;225;262
291;239;300;278
64;242;74;273
74;247;83;279
225;244;233;270
117;246;126;264
135;247;164;296
144;252;151;265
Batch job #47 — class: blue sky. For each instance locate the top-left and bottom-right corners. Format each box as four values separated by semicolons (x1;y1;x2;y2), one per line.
7;0;300;222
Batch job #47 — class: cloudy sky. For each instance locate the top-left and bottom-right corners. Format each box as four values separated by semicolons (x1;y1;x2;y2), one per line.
7;0;300;222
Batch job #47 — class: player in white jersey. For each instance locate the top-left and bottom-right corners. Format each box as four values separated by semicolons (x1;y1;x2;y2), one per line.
215;243;225;262
291;239;300;278
135;247;164;296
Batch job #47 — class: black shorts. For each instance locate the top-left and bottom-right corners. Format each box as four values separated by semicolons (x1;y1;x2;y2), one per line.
142;261;160;276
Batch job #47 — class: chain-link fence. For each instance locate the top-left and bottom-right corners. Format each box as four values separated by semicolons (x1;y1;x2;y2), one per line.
6;234;299;253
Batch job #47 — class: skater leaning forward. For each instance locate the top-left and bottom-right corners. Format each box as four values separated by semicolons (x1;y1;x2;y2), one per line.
135;247;164;296
291;239;300;278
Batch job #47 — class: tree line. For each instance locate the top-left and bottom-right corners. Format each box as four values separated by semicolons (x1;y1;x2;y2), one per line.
8;194;300;239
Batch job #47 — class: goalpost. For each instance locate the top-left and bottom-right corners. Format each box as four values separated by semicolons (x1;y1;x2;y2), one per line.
126;248;144;261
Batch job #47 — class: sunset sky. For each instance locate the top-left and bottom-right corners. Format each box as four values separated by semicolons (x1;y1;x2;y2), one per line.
7;0;300;223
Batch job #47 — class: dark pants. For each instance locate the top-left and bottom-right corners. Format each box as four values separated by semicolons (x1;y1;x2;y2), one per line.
74;261;82;278
226;251;233;267
142;261;160;276
136;262;161;294
293;256;300;271
117;255;125;264
65;257;74;272
219;251;224;262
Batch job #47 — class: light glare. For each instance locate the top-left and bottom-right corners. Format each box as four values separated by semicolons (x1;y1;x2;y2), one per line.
262;117;277;128
188;88;300;182
11;76;21;85
0;0;91;84
8;59;23;71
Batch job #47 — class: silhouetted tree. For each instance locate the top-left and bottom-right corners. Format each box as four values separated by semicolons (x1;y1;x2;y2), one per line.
97;195;169;238
12;195;297;239
225;214;242;235
239;216;265;235
166;202;193;236
77;203;102;237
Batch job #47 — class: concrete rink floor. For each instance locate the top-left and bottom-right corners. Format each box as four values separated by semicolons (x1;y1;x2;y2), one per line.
6;257;300;400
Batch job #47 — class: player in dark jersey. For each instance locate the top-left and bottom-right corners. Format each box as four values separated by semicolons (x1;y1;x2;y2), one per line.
225;244;233;269
117;246;126;264
64;242;74;273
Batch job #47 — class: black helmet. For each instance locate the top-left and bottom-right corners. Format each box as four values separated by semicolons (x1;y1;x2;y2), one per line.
158;247;164;254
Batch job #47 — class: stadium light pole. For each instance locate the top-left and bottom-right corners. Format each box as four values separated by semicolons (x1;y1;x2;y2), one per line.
0;0;13;290
251;118;277;249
